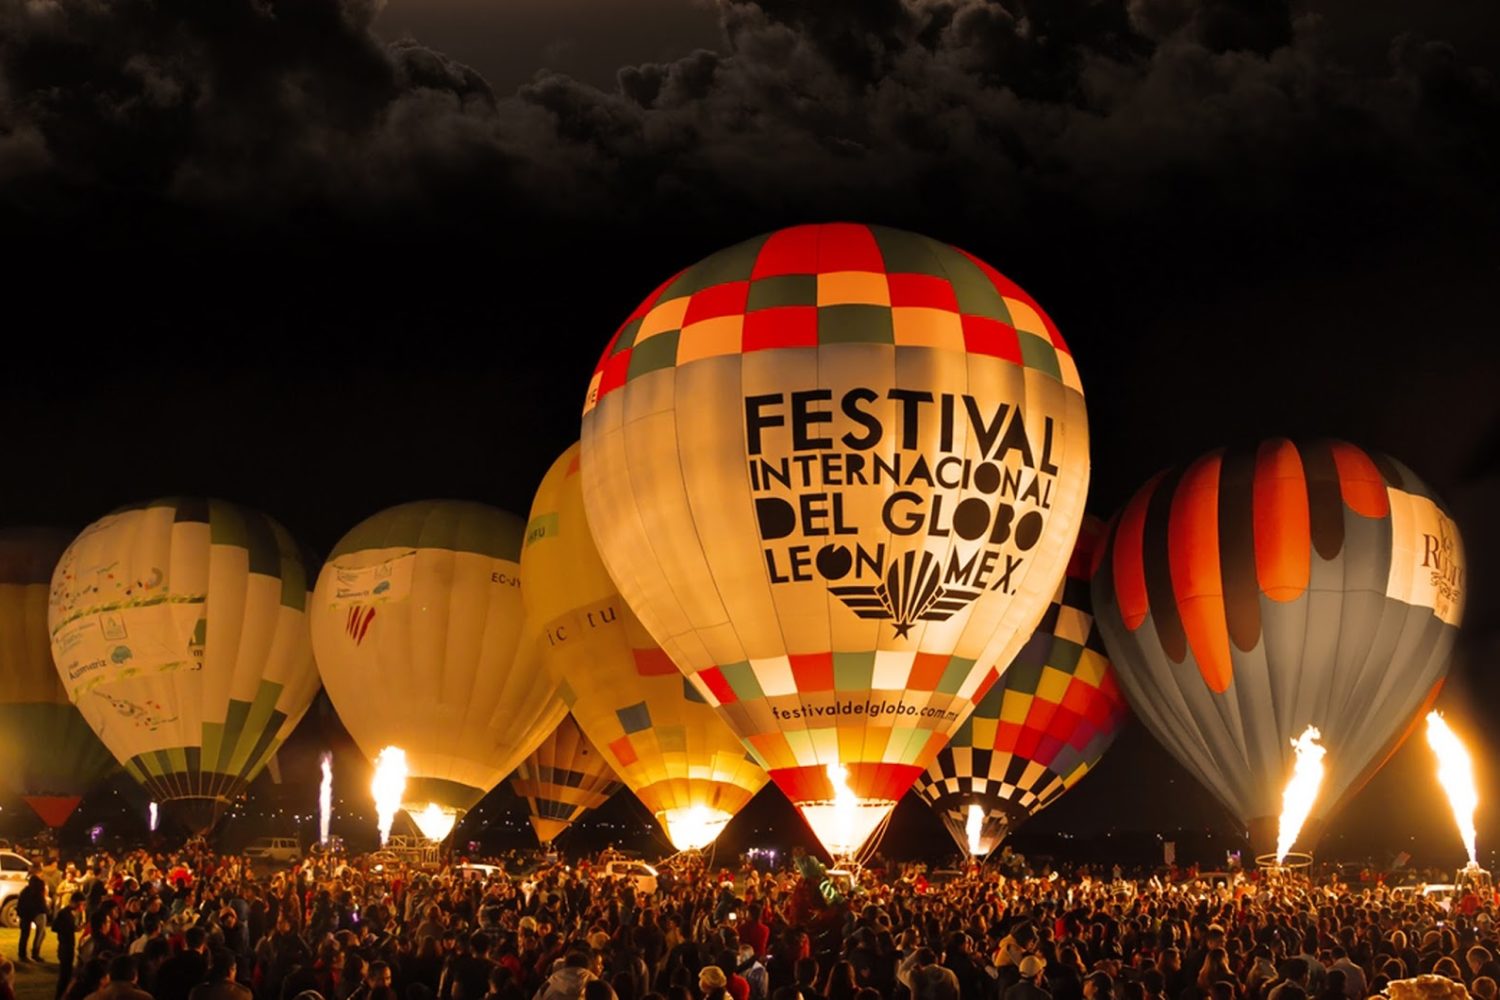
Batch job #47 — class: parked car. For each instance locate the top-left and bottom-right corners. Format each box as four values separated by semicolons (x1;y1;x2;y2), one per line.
0;850;34;928
456;863;505;882
599;859;658;895
244;837;302;864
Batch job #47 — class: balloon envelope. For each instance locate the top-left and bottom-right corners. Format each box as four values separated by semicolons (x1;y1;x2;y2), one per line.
913;517;1128;856
48;499;321;834
509;714;623;845
0;528;116;827
580;223;1090;856
1090;440;1465;853
310;501;566;826
522;444;769;851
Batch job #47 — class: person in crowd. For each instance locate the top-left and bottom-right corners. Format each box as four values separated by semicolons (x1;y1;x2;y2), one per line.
12;840;1500;1000
535;952;595;1000
56;892;87;999
20;866;52;962
189;949;253;1000
1008;955;1051;1000
898;949;958;1000
155;927;212;1000
699;968;729;1000
94;955;155;1000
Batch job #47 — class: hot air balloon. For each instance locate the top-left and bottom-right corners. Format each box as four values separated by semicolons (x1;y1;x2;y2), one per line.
522;444;769;851
508;714;623;845
1091;440;1466;856
47;500;321;834
913;518;1128;857
310;501;566;841
0;528;116;829
579;223;1090;858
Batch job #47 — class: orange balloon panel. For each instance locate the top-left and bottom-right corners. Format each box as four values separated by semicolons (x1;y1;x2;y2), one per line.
522;444;768;851
580;224;1090;855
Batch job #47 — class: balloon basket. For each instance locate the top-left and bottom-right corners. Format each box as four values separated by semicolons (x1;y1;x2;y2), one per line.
1255;852;1313;879
1457;864;1491;893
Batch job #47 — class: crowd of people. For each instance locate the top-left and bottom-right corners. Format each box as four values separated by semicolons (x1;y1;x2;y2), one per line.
2;841;1494;1000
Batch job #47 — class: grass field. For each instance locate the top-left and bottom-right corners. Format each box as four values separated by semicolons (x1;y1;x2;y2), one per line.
0;928;62;1000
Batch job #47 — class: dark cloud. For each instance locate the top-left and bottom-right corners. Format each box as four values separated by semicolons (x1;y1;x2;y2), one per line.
2;0;1496;484
3;0;1495;240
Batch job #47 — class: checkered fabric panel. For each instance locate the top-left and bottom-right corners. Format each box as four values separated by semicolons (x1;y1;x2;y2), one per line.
586;224;1076;411
912;515;1128;823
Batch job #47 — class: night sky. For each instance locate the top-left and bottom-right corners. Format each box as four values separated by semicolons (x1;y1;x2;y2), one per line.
2;0;1497;863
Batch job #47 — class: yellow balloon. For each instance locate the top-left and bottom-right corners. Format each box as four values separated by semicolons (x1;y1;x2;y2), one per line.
523;445;769;850
48;500;321;834
0;528;116;828
579;224;1090;857
508;713;623;845
310;501;565;831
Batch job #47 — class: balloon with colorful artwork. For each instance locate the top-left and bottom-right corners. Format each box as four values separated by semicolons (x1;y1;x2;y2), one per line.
580;223;1091;857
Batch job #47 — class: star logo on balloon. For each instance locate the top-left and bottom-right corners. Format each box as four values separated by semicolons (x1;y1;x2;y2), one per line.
827;549;983;638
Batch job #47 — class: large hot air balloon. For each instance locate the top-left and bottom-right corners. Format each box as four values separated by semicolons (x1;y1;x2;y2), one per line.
913;518;1128;857
310;501;566;840
47;500;321;834
1091;440;1466;855
580;223;1090;857
522;444;769;851
508;714;623;845
0;528;116;829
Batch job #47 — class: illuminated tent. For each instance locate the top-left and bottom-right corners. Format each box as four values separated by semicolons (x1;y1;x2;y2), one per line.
0;528;116;828
522;444;768;851
913;517;1128;856
310;501;566;839
1091;440;1465;855
48;500;321;834
508;714;623;844
580;223;1090;857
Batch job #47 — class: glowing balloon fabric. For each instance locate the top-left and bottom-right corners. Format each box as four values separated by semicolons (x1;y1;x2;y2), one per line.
0;528;115;827
48;500;321;834
310;501;566;823
509;714;623;844
580;223;1090;855
521;445;768;851
1091;440;1465;852
913;518;1127;856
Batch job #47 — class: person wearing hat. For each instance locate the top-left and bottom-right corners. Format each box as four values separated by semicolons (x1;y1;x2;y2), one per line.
699;966;730;1000
1007;955;1052;1000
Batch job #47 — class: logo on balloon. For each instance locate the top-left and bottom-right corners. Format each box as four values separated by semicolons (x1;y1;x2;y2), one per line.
746;388;1060;638
1422;517;1464;604
345;605;377;645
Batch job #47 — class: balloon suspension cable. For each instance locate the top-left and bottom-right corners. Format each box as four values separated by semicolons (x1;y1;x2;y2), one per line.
851;807;894;871
659;845;706;870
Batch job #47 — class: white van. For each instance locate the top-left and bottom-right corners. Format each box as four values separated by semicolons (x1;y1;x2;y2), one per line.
244;838;301;864
600;860;658;895
0;850;33;927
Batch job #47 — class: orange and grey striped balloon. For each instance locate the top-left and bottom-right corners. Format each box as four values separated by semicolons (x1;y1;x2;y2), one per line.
1091;440;1464;849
